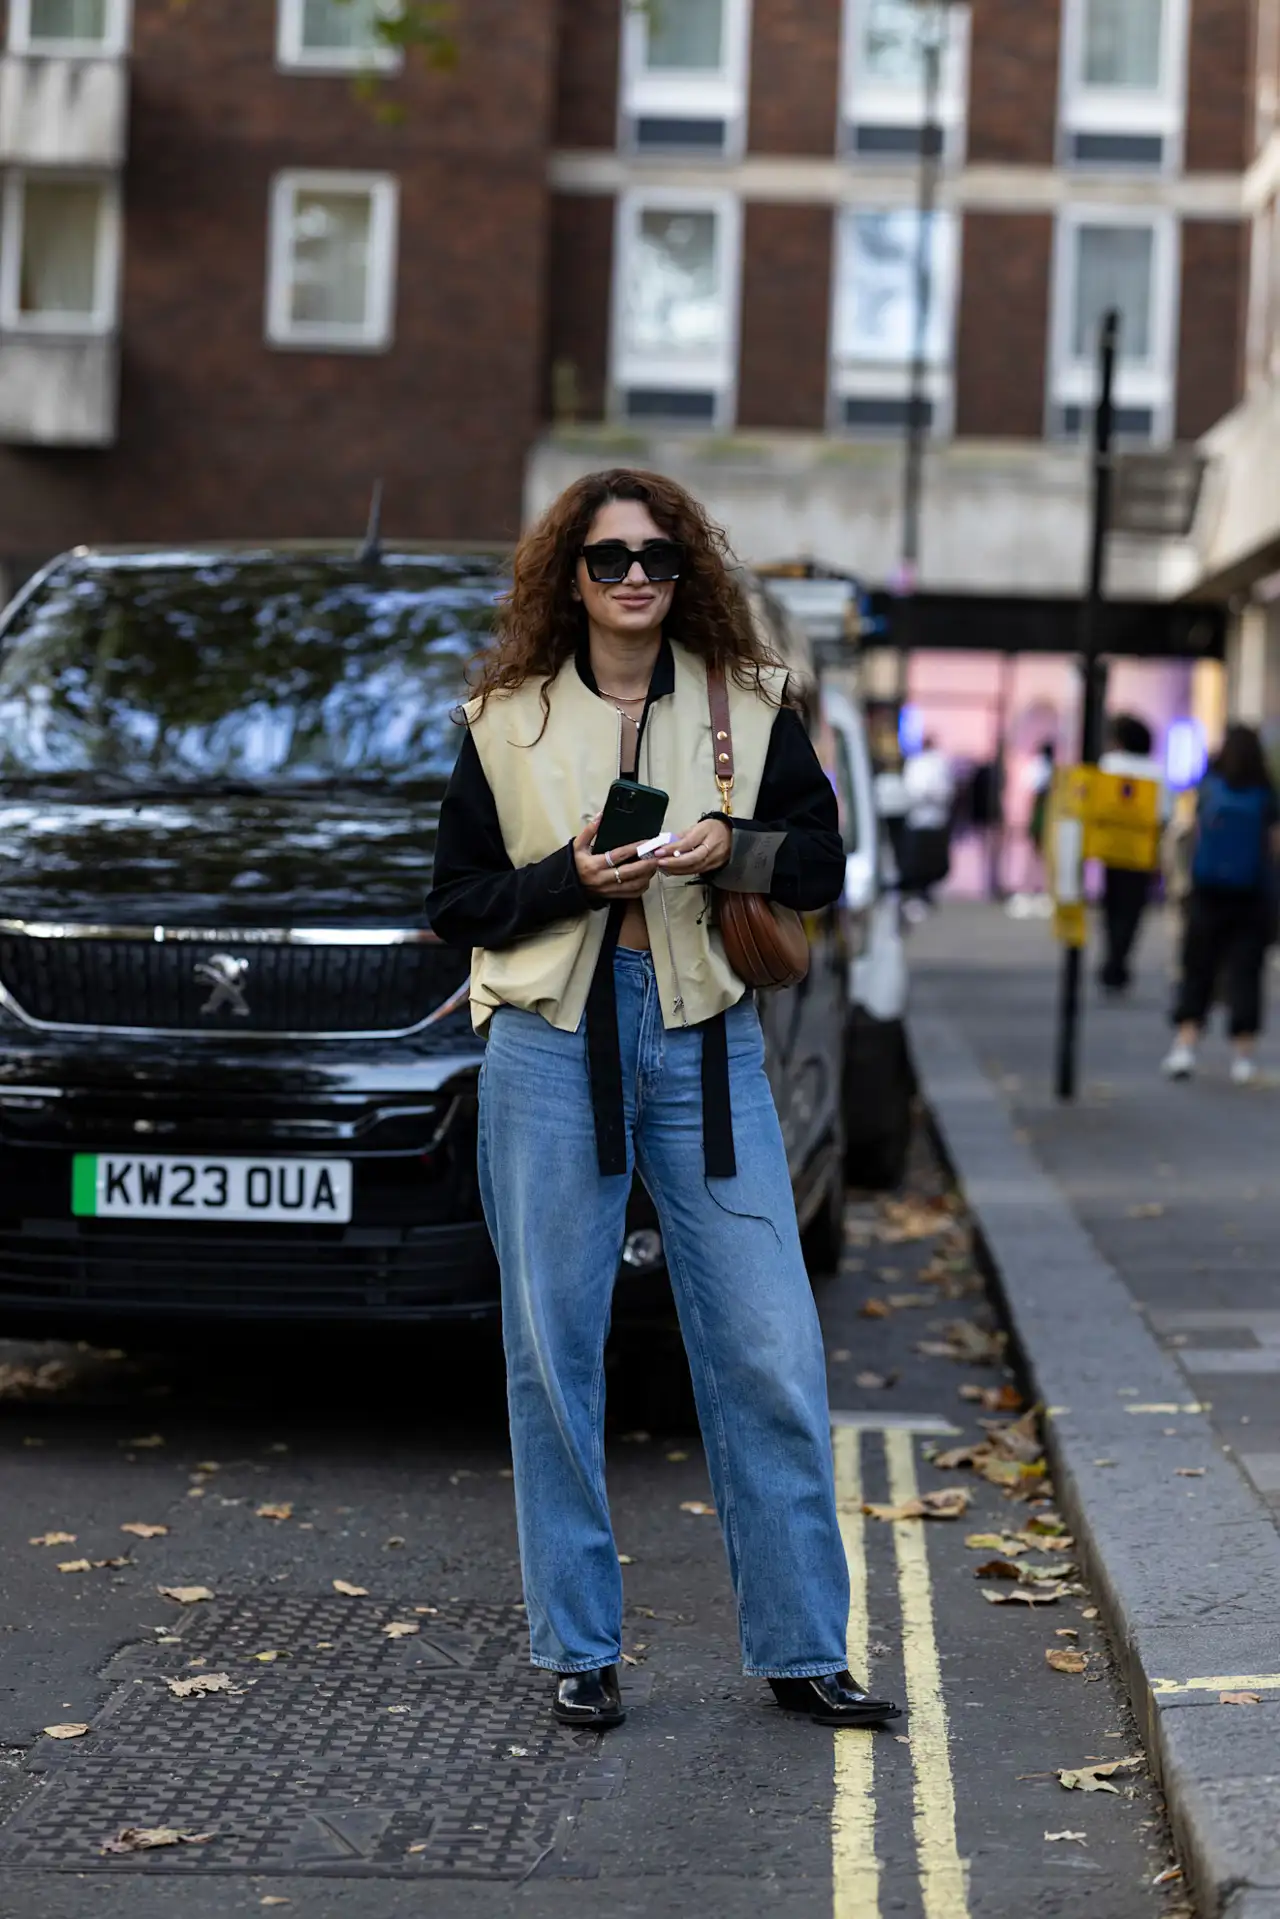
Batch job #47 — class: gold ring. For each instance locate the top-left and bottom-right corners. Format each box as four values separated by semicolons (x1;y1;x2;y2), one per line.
614;868;623;885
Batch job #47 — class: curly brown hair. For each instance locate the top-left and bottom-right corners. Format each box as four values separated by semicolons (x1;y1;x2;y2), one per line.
469;468;779;723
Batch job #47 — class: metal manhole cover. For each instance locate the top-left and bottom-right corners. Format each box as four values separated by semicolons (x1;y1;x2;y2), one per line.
0;1599;621;1880
0;1757;610;1878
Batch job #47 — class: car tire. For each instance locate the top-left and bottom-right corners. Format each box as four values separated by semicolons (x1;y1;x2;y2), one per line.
843;1011;914;1193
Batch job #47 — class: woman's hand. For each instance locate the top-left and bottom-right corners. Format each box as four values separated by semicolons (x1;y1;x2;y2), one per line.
655;818;733;878
573;817;657;901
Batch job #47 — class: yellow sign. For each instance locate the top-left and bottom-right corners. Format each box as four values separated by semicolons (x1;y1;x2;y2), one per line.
1054;765;1162;873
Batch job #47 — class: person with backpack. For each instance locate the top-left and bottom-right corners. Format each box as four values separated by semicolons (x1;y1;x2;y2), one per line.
1163;724;1280;1084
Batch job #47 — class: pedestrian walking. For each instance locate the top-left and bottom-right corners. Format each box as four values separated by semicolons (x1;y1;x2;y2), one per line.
900;733;955;921
1097;714;1167;997
1163;723;1280;1084
1006;740;1055;918
427;468;899;1734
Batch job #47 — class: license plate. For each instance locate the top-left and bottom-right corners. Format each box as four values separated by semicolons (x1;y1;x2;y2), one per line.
71;1154;353;1224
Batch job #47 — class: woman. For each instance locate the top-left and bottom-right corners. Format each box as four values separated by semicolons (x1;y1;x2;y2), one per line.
1164;723;1280;1084
427;469;898;1733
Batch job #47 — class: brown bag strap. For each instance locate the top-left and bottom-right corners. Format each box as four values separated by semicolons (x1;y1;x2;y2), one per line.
707;662;735;816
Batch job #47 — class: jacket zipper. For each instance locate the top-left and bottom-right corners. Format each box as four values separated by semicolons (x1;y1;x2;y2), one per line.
638;716;687;1026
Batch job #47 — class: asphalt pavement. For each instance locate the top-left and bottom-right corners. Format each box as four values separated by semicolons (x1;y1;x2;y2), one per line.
0;1129;1183;1919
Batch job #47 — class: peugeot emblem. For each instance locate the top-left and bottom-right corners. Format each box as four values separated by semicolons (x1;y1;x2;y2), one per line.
194;953;251;1018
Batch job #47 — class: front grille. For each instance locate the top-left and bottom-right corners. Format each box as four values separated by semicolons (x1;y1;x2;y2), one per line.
0;936;467;1036
0;1221;498;1317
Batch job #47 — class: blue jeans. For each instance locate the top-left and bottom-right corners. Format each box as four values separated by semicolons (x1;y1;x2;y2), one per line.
478;947;850;1677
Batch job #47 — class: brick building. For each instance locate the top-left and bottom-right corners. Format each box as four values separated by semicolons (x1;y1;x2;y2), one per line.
0;0;1258;613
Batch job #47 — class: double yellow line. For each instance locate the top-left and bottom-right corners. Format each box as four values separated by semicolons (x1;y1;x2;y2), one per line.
832;1426;971;1919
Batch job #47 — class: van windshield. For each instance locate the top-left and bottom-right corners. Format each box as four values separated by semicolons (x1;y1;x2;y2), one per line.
0;554;504;793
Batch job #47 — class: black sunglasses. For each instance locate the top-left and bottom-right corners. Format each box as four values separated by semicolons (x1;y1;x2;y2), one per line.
580;539;685;585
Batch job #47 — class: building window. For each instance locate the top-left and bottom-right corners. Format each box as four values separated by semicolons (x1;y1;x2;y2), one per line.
831;208;957;433
1059;0;1189;170
619;0;752;156
266;172;399;352
842;0;970;161
8;0;131;54
1050;212;1177;442
276;0;403;72
0;175;120;332
611;193;741;426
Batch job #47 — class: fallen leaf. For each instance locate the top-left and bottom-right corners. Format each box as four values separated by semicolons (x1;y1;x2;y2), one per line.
1045;1831;1087;1844
975;1558;1023;1581
57;1559;92;1573
384;1536;405;1547
618;1555;635;1565
859;1298;892;1319
1127;1202;1166;1219
194;1461;221;1473
1082;1607;1099;1620
619;1431;650;1443
984;1585;1066;1607
1046;1647;1088;1675
0;1359;74;1398
920;1487;971;1519
256;1502;293;1521
965;1532;1027;1555
1057;1757;1141;1793
831;1348;852;1362
92;1557;129;1570
1220;1691;1262;1706
127;1435;166;1448
1152;1866;1183;1886
42;1723;89;1739
917;1319;1006;1366
382;1621;419;1638
101;1827;215;1854
855;1371;894;1390
878;1195;956;1241
413;1606;440;1615
159;1586;214;1604
506;1744;530;1757
164;1673;234;1698
1055;1628;1080;1639
250;1651;283;1662
680;1501;715;1516
886;1292;934;1309
866;1488;971;1523
1175;1468;1205;1479
332;1580;369;1597
121;1523;168;1539
262;1901;292;1908
407;1843;428;1854
30;1532;77;1547
665;1451;689;1462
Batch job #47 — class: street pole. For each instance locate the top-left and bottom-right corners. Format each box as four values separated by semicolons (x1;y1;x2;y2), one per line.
1054;308;1119;1103
895;0;946;716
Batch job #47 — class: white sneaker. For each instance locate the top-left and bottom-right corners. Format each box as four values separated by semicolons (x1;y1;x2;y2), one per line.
1231;1056;1258;1086
1162;1044;1196;1080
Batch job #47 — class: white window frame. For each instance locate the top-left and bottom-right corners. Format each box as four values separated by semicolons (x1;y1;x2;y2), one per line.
1058;0;1190;171
1048;206;1179;442
8;0;131;56
841;0;971;164
828;203;959;436
0;171;122;335
619;0;753;157
265;170;399;354
276;0;404;74
609;189;743;429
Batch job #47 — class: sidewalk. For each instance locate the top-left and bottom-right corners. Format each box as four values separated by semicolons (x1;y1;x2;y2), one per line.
908;901;1280;1919
912;901;1280;1521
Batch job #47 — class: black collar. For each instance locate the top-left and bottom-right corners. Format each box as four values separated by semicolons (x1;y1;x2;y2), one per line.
575;633;675;704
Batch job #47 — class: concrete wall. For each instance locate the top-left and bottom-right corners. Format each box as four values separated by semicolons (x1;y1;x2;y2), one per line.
526;430;1199;600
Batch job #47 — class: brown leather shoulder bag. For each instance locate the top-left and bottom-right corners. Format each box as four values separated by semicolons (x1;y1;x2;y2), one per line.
706;664;810;991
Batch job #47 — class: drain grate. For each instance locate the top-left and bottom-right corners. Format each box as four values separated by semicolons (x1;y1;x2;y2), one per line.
0;1599;621;1880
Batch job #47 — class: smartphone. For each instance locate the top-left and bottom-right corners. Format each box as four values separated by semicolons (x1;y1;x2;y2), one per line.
594;779;669;857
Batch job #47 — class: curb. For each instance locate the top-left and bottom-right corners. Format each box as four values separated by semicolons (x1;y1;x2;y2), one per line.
910;996;1280;1919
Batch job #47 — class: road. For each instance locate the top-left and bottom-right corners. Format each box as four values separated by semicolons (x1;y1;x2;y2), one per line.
0;1134;1185;1919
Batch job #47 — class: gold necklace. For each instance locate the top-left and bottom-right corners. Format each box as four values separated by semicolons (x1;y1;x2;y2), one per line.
596;687;647;730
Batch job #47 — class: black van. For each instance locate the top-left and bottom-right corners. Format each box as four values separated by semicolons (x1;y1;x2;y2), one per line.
0;545;849;1334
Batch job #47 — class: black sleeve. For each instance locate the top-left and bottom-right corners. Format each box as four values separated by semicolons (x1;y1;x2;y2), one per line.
707;706;846;912
425;729;599;949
